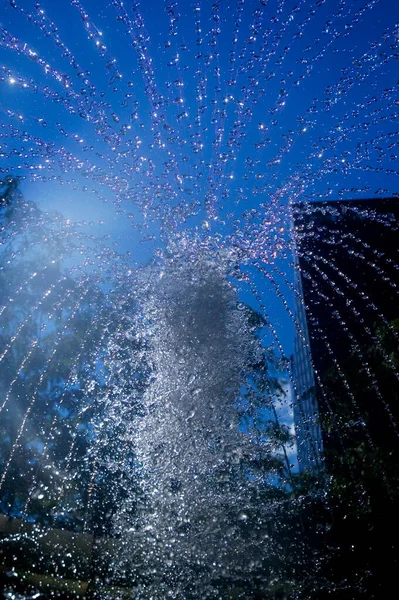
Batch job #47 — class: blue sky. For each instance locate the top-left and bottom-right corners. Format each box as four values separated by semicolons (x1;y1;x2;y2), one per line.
1;0;398;355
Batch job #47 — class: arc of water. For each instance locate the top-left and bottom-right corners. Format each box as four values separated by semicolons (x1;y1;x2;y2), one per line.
324;304;398;436
16;1;86;78
0;279;92;494
295;257;398;497
199;0;243;218
262;0;382;129
0;338;39;416
313;249;399;340
299;256;399;435
0;253;90;362
236;265;361;552
110;0;185;184
200;0;378;215
229;87;396;257
70;0;125;92
20;302;107;520
0;23;73;90
266;260;362;486
0;110;182;226
259;253;392;504
202;0;308;217
0;59;127;186
11;0;129;134
1;122;111;187
0;274;68;365
1;0;394;240
268;252;399;431
340;232;399;296
263;29;397;211
0;255;69;318
305;307;395;501
302;255;399;385
54;291;138;531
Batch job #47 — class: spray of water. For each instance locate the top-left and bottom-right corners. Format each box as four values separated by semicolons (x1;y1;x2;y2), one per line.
0;0;398;598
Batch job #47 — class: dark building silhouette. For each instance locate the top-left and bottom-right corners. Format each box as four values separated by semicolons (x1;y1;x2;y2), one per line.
293;197;399;471
292;198;399;598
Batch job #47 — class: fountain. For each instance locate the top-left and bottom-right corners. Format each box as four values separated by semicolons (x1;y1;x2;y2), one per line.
0;0;398;598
